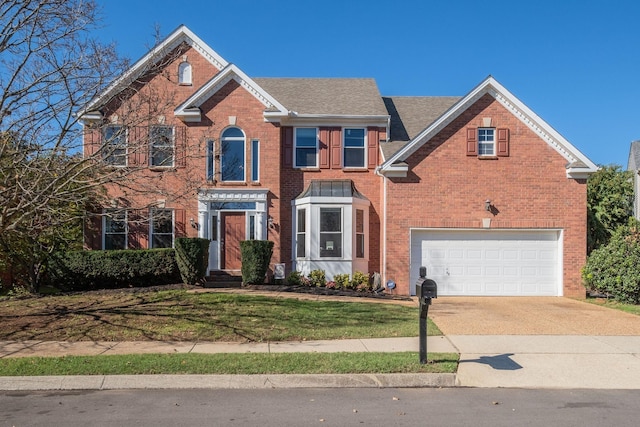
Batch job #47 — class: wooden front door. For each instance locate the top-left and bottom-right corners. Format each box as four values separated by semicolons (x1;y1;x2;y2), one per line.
221;212;245;270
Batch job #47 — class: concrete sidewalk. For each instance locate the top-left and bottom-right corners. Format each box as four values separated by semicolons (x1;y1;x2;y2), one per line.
3;335;640;390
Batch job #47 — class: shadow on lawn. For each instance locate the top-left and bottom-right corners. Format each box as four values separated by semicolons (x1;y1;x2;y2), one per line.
0;285;416;343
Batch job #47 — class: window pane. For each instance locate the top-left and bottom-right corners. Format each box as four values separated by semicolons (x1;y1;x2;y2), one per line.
296;148;317;167
320;208;341;232
344;128;365;147
297;209;305;232
103;125;126;166
356;209;364;233
207;139;215;180
296;128;316;146
151;209;173;249
344;149;365;167
221;139;245;181
296;233;306;258
356;234;365;259
251;139;259;182
320;233;342;257
222;127;244;138
150;126;174;167
211;215;218;241
105;234;126;250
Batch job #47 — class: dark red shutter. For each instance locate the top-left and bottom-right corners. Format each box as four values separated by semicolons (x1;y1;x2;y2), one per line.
174;209;186;238
330;127;342;169
282;127;293;168
175;126;187;167
466;128;477;156
367;127;379;168
319;127;330;169
132;126;148;167
497;128;510;157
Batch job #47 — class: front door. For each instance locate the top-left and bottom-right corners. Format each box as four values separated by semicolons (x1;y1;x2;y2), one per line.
221;212;245;270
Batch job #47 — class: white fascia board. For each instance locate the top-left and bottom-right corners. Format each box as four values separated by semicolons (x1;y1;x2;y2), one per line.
379;76;598;178
378;162;408;177
79;25;228;118
174;64;288;121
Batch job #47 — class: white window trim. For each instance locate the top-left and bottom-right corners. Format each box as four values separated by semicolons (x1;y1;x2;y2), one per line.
294;127;318;168
478;127;496;157
150;208;174;249
220;127;246;182
103;125;128;167
103;209;127;250
343;127;367;168
149;125;175;168
251;139;260;182
178;61;192;85
206;138;215;181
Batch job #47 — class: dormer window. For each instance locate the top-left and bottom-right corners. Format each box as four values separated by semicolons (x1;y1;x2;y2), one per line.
178;61;192;85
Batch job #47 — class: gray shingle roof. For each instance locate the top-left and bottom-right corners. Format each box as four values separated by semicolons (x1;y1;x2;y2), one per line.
254;78;388;116
381;96;460;160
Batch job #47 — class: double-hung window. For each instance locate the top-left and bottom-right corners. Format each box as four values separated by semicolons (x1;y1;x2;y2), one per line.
151;209;174;248
478;128;495;156
343;128;365;167
150;125;174;167
103;125;127;166
104;209;127;250
320;208;342;258
296;208;306;258
295;128;317;168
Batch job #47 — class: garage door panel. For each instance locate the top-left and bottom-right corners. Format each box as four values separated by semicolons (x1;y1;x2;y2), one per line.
411;230;560;296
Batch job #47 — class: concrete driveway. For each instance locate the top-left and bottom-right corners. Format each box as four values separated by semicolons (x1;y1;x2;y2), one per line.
428;297;640;335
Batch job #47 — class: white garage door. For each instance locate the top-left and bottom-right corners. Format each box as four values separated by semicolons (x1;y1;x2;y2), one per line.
410;230;561;296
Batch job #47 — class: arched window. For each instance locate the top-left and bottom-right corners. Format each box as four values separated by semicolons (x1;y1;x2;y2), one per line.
178;61;192;85
220;127;245;182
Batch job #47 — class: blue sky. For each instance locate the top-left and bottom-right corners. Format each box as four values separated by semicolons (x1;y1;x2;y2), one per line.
95;0;640;167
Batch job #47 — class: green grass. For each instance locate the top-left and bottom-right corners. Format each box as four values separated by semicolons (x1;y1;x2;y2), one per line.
0;290;437;342
585;297;640;315
0;352;458;376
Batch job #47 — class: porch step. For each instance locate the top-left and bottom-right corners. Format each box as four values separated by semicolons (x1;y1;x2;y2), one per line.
204;270;243;288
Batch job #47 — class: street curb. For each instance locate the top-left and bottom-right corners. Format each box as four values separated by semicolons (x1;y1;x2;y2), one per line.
0;373;456;391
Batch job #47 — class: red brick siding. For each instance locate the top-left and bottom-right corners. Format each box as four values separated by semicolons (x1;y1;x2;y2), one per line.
384;94;587;297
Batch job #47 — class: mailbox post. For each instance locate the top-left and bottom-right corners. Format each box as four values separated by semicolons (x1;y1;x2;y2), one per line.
415;266;437;364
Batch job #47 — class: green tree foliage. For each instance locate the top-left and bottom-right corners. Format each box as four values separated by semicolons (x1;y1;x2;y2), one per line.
587;165;633;254
583;219;640;304
0;1;126;291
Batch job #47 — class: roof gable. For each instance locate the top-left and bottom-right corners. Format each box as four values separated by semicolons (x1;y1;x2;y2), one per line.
174;64;288;122
379;76;598;179
79;25;228;117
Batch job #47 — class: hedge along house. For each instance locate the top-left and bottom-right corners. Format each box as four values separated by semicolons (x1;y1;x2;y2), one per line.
79;25;597;297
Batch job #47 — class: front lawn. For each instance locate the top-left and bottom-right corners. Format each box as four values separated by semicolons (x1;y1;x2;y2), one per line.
0;288;436;342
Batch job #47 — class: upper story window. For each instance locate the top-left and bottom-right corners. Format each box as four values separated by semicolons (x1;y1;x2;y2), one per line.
103;125;127;166
150;125;174;167
103;209;127;250
343;128;365;168
251;139;259;182
295;128;318;168
478;128;495;156
220;127;245;182
178;61;192;85
150;208;174;248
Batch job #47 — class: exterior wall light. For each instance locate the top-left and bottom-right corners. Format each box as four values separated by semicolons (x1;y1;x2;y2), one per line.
485;200;492;211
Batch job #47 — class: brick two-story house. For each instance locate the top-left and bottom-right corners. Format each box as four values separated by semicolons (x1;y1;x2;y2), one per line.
80;25;597;297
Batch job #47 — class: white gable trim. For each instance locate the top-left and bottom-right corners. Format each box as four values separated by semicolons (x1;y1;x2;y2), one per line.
174;64;288;122
380;77;598;179
79;25;228;119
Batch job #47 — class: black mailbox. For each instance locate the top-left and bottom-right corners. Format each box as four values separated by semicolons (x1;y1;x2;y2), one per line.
415;266;437;302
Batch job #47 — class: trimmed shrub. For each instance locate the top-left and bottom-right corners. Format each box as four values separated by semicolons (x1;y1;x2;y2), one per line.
285;270;304;286
333;273;350;290
352;271;371;292
582;219;640;304
48;249;180;291
308;269;326;287
240;240;274;284
175;238;210;285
